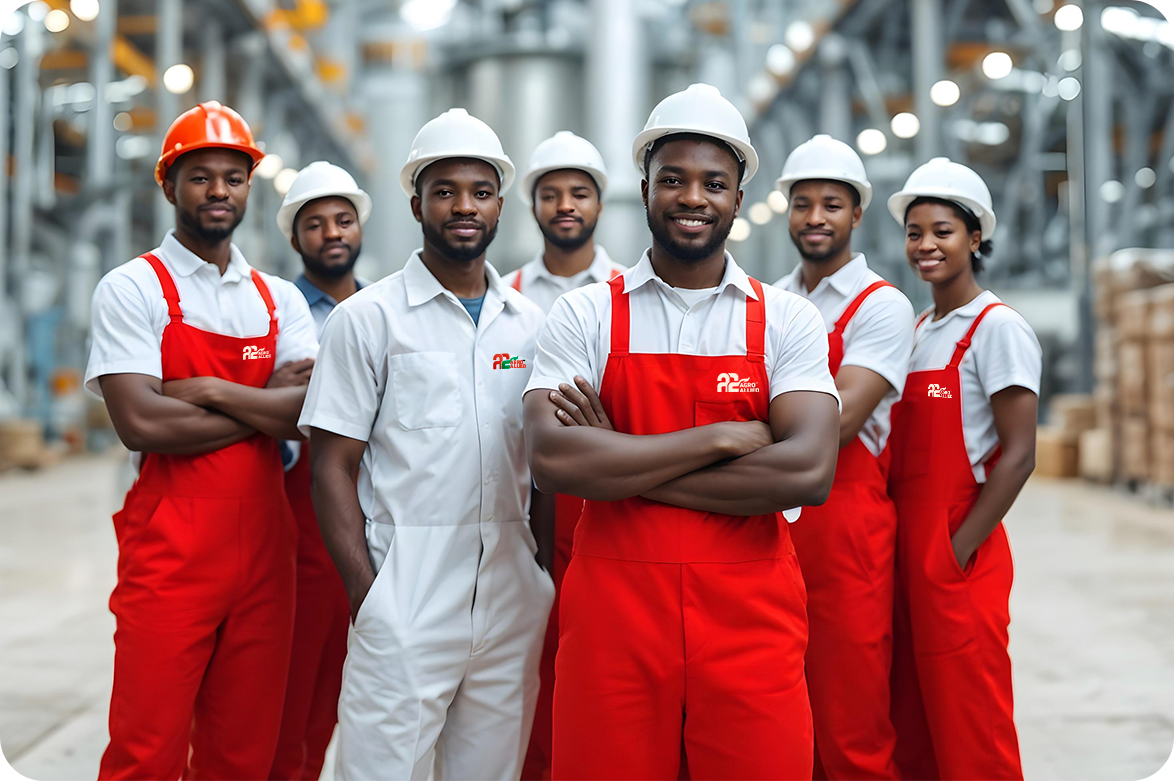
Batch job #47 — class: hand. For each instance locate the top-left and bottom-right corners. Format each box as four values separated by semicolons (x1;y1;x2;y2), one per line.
951;534;975;574
550;376;614;430
348;571;377;624
717;420;775;459
267;358;315;389
162;377;221;407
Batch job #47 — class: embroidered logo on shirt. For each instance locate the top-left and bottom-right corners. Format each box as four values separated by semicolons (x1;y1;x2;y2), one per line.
716;372;761;393
242;345;272;361
926;383;953;399
492;353;527;370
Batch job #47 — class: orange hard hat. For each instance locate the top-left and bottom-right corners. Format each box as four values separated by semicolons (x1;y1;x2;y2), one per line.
154;101;266;186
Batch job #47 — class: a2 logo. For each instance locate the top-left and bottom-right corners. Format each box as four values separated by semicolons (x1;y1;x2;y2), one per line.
242;345;272;360
716;372;761;393
492;353;527;370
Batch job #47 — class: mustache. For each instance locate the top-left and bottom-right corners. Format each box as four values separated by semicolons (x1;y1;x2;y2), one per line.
198;202;236;213
444;218;486;230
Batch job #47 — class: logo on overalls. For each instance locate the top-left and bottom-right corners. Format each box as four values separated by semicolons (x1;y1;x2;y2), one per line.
716;372;760;393
927;383;952;398
242;345;271;360
493;353;527;370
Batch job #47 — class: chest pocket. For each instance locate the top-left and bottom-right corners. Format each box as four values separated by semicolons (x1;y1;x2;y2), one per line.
391;352;463;430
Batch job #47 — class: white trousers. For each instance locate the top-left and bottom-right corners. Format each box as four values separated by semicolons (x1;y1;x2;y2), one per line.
335;521;554;781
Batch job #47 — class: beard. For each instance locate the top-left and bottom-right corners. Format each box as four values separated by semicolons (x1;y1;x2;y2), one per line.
422;219;499;263
301;242;361;279
539;217;597;251
646;210;734;263
177;203;245;244
791;229;849;263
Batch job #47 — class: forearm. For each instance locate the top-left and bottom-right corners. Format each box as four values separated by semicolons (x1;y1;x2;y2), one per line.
643;439;836;516
530;487;554;573
100;376;256;454
206;381;308;440
952;447;1034;557
530;424;737;501
311;457;375;604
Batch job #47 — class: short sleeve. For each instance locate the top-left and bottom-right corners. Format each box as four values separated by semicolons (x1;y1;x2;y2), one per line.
272;278;319;366
972;310;1042;399
524;292;600;395
839;288;916;394
768;295;841;409
298;304;381;441
84;270;163;399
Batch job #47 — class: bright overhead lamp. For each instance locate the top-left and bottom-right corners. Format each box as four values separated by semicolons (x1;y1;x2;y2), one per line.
1054;4;1084;31
1058;49;1082;71
26;2;48;22
891;112;920;139
70;0;100;21
44;8;68;31
767;190;788;213
401;0;457;31
1058;76;1081;100
112;111;132;131
274;167;299;196
162;63;194;94
766;44;796;76
856;128;887;156
1099;180;1124;203
1135;167;1156;188
748;202;772;225
729;217;752;242
982;52;1014;79
784;20;815;53
255;154;284;180
930;79;960;107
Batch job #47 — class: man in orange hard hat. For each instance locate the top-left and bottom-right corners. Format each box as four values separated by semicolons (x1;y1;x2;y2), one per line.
84;101;319;780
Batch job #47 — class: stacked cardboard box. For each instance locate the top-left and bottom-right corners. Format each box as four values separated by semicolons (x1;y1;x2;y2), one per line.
1149;285;1174;487
1039;395;1096;478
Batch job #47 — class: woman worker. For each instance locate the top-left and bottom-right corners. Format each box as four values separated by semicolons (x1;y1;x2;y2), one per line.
885;157;1040;781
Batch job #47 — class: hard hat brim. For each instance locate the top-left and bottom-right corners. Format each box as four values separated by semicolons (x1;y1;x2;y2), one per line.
276;187;374;242
887;188;997;239
631;128;759;185
775;173;873;212
518;165;608;206
400;153;517;199
155;141;266;187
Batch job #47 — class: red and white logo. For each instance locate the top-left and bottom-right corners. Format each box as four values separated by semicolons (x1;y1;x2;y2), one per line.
926;383;952;398
492;353;527;370
242;345;272;360
716;372;761;393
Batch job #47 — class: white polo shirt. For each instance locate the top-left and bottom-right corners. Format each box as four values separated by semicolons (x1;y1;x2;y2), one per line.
774;253;915;456
910;290;1041;483
507;245;626;315
298;250;546;562
84;230;318;399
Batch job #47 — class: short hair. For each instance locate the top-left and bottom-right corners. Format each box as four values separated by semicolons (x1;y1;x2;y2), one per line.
905;196;993;275
643;133;745;185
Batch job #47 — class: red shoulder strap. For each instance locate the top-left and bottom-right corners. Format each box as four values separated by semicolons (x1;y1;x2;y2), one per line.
511;269;523;292
949;302;1008;367
833;280;894;336
141;253;183;322
746;278;766;363
915;309;933;330
608;274;629;356
250;269;278;326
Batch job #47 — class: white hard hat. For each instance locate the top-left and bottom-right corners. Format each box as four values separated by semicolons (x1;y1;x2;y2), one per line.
776;134;873;212
276;161;372;241
519;131;608;206
399;108;515;199
887;157;997;239
632;83;759;185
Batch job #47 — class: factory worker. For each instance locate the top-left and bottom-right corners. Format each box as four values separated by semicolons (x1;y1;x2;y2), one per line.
511;129;625;781
269;160;372;781
84;102;318;780
523;84;841;780
886;157;1040;781
772;134;914;781
299;108;554;781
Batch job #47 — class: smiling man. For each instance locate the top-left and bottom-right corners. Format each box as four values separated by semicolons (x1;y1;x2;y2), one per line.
522;84;842;779
772;134;914;780
84;102;318;780
299;109;553;780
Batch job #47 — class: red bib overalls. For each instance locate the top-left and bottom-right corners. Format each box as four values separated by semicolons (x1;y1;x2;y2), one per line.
789;280;900;780
99;253;297;781
517;265;621;781
269;443;350;781
551;275;812;780
888;303;1023;781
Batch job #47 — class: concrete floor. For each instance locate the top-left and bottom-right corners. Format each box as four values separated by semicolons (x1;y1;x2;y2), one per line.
0;452;1172;780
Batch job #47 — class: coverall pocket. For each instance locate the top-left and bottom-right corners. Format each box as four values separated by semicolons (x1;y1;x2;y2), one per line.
112;491;163;549
694;400;738;427
391;352;462;430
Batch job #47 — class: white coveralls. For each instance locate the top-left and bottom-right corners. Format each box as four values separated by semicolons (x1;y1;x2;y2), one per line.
298;251;555;780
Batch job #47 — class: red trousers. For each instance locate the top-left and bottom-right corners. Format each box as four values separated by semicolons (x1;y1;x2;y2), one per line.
552;554;812;780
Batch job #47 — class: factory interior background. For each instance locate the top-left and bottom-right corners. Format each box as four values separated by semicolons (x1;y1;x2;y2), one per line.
2;0;1174;778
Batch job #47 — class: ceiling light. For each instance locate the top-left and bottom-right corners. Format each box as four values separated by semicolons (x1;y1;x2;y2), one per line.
891;112;920;139
729;217;751;242
70;0;99;21
1054;4;1084;30
930;79;960;107
982;52;1014;79
767;190;788;213
274;167;299;196
748;202;772;225
1135;167;1156;188
112;111;132;131
162;63;194;94
44;8;68;32
1058;49;1082;71
1058;76;1081;100
784;20;815;53
1099;180;1124;203
255;154;284;180
0;47;16;69
401;0;457;31
856;128;887;155
766;44;796;77
26;2;48;22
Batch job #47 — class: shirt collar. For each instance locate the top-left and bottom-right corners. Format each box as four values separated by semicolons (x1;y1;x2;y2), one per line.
919;289;998;330
624;250;759;300
160;229;251;281
529;245;617;285
294;273;367;309
787;253;869;297
403;249;517;311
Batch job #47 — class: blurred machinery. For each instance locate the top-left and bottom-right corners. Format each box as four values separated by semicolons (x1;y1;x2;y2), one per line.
1;0;1174;445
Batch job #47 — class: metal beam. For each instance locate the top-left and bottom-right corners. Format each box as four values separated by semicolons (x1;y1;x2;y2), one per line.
912;0;944;160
